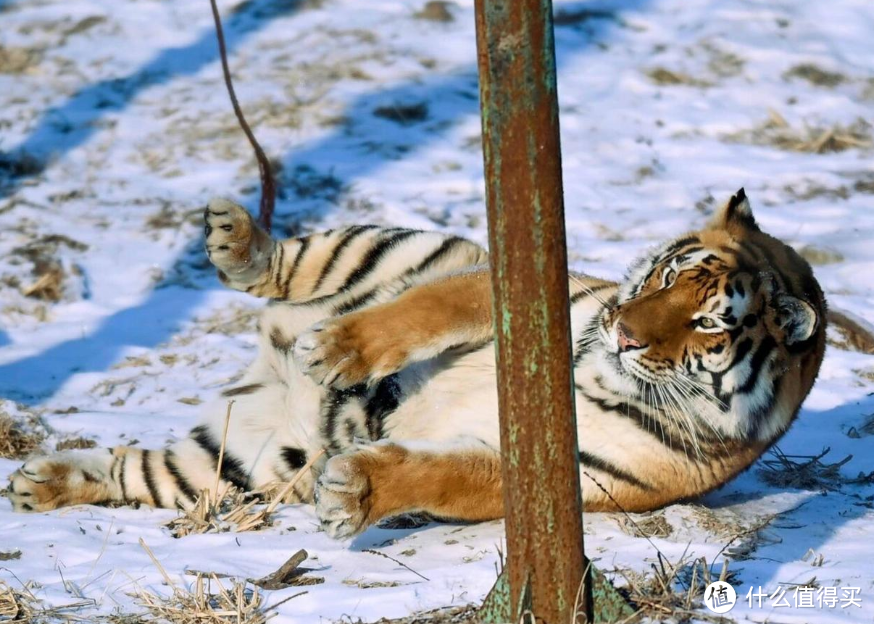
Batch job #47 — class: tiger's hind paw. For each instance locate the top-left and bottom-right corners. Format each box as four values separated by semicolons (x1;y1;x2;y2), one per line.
314;452;373;539
6;450;117;512
204;198;272;286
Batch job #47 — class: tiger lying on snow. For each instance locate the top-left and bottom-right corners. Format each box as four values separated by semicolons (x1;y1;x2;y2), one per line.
8;189;828;539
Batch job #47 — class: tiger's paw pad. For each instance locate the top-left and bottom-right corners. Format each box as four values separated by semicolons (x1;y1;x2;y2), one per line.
204;198;262;276
6;451;112;513
294;319;402;389
314;453;372;539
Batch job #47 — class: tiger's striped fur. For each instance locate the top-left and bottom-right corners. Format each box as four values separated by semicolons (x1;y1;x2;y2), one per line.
8;190;828;540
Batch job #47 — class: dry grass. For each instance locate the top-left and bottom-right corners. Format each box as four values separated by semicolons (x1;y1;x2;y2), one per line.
617;554;735;623
20;262;65;301
413;1;454;23
339;606;480;623
9;234;88;303
846;413;874;439
783;63;847;87
617;512;674;539
373;102;429;125
797;245;844;266
134;539;307;624
0;152;42;182
553;7;616;26
56;436;98;451
828;309;874;355
757;446;852;491
166;456;324;537
688;507;750;541
0;46;42;74
167;404;326;538
0;579;94;623
724;109;872;153
174;305;259;346
0;412;44;459
166;486;276;538
0;580;35;621
646;67;711;88
133;576;271;624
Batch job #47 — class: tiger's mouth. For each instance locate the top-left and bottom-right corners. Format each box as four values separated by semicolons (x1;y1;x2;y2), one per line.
596;319;681;388
611;349;679;387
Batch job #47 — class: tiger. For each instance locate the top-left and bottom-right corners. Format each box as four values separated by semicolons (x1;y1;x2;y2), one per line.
6;189;829;540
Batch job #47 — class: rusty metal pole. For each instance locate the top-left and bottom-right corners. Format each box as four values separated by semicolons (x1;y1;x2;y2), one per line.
474;1;592;622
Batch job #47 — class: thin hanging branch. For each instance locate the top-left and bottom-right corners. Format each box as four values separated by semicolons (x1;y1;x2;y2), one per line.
209;0;277;232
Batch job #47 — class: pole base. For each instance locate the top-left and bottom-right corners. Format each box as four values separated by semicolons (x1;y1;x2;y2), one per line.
479;565;634;623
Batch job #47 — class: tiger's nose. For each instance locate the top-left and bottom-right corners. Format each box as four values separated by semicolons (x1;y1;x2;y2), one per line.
617;322;643;352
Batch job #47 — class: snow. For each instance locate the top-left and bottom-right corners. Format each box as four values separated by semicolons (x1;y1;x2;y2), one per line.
1;0;873;621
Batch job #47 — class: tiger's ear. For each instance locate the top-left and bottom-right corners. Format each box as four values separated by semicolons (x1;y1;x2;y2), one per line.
707;188;760;232
773;293;818;345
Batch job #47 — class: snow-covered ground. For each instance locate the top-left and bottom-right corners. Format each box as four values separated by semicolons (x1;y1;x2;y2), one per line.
1;0;873;621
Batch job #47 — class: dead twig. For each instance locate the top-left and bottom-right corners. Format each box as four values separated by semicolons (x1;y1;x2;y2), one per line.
213;400;235;505
363;549;430;582
249;549;324;589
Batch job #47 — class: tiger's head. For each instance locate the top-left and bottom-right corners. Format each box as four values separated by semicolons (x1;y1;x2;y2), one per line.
597;189;826;443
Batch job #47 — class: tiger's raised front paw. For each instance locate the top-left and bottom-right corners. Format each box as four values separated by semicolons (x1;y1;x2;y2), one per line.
293;315;407;389
5;450;117;512
314;451;374;539
204;198;273;285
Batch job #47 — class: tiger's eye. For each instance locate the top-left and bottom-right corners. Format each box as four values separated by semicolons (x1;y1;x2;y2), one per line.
663;268;676;287
700;317;715;328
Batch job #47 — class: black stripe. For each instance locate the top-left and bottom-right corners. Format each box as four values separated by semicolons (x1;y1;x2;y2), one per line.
736;336;776;394
118;455;128;502
337;230;419;293
270;328;293;353
573;316;603;364
335;288;380;315
724;337;753;371
221;383;265;397
320;389;354;453
311;226;378;294
190;425;250;490
165;450;198;504
406;237;465;276
570;283;612;305
142;450;163;507
579;451;652;490
281;237;310;298
746;373;783;439
281;446;307;470
708;370;731;406
659;236;701;260
365;375;402;440
580;391;688;450
269;242;285;289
